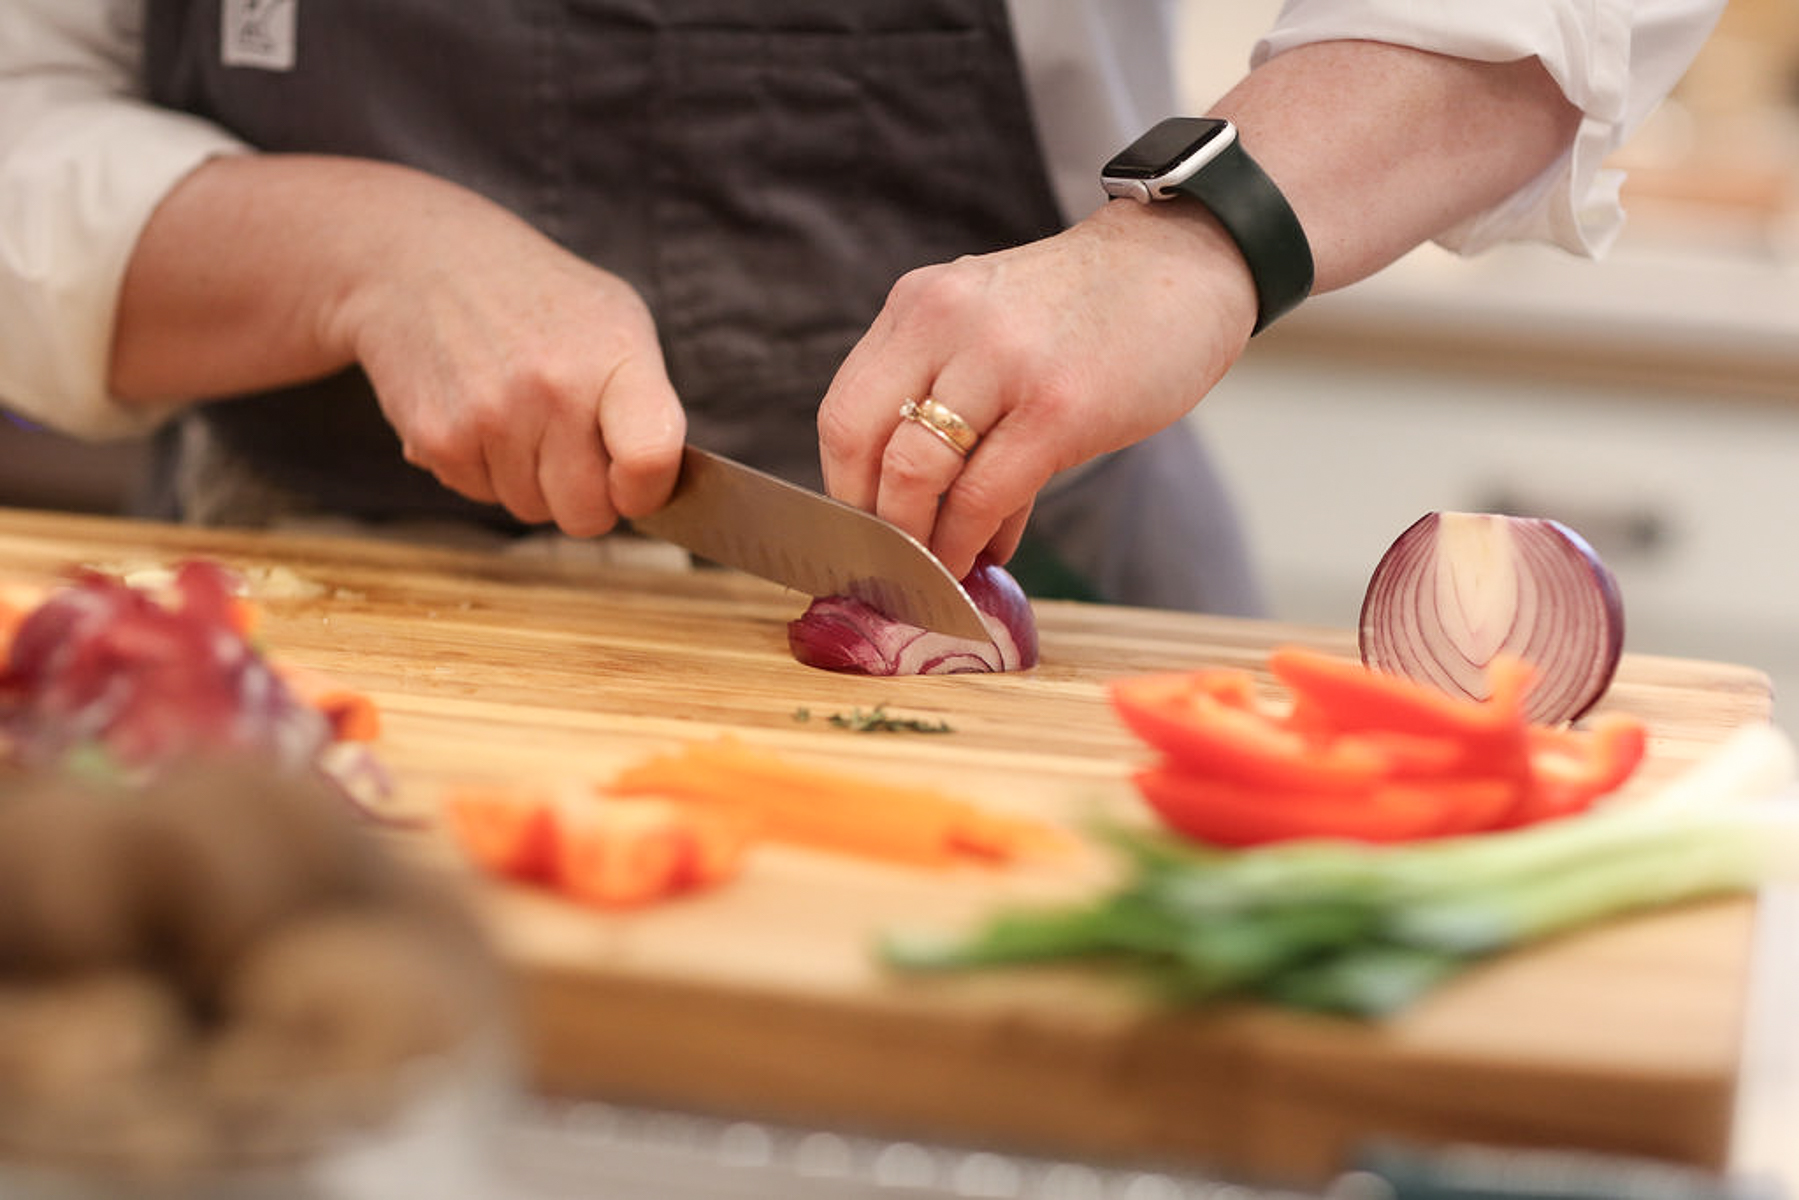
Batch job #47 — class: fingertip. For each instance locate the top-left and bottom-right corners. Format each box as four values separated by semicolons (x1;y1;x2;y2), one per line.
986;507;1032;565
607;422;686;519
552;501;621;540
816;389;875;509
599;376;686;519
929;475;1037;584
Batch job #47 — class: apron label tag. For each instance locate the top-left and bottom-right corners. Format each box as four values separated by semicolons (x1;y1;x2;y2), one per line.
221;0;297;71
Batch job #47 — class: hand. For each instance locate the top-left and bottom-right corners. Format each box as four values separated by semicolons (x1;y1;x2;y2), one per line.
113;155;687;537
332;179;686;536
817;198;1257;580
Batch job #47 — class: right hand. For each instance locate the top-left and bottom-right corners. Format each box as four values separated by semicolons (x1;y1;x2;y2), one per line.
332;173;687;537
112;155;687;538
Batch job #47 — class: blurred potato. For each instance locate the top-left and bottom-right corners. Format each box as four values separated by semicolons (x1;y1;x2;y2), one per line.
0;755;511;1182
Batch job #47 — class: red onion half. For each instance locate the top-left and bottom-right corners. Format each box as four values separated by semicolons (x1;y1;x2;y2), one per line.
1358;512;1625;725
788;556;1039;675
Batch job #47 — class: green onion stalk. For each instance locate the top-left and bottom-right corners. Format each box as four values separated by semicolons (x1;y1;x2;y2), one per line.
881;724;1799;1017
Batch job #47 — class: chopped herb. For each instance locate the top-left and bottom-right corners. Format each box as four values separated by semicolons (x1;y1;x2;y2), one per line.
793;704;953;734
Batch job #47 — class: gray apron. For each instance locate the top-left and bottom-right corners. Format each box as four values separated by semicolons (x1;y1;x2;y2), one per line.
138;0;1262;615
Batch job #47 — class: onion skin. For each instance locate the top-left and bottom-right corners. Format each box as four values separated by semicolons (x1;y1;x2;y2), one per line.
1358;512;1625;725
787;556;1039;675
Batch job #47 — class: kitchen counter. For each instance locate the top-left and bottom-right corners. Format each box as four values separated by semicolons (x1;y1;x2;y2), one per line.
0;507;1786;1192
1259;232;1799;402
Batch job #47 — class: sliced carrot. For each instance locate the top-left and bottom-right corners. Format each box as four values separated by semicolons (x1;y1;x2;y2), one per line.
0;583;45;657
229;596;262;639
0;606;21;658
443;785;561;883
947;808;1087;864
675;805;759;885
275;663;382;741
554;800;692;908
607;744;961;867
443;786;751;908
605;737;1074;870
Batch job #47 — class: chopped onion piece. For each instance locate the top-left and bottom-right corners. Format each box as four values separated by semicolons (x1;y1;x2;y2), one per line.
787;556;1039;676
1359;512;1625;725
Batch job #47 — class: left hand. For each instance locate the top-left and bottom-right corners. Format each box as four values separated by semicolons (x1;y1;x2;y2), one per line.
817;198;1257;581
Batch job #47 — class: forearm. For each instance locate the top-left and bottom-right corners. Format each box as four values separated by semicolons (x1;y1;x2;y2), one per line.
109;153;524;406
1209;40;1583;295
108;149;687;533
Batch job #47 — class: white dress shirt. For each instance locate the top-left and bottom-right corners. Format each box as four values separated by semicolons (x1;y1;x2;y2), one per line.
0;0;1726;435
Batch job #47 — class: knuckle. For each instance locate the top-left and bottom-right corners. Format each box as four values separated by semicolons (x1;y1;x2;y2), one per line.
401;421;473;472
1019;369;1082;423
889;259;980;321
880;439;944;490
945;467;1009;517
815;402;860;462
553;504;618;539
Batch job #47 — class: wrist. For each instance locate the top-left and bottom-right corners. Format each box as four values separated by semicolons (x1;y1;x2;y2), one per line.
1101;117;1313;334
1086;198;1260;341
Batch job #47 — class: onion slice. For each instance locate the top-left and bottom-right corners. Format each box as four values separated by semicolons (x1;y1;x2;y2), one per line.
1358;512;1625;725
787;556;1039;675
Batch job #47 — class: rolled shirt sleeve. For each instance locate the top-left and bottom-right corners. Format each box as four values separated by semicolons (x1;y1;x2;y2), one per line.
0;0;246;437
1254;0;1728;256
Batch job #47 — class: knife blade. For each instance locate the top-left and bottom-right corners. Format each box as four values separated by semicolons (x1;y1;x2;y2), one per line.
631;446;991;640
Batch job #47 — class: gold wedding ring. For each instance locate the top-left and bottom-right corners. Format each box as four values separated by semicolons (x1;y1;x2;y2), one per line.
899;397;980;458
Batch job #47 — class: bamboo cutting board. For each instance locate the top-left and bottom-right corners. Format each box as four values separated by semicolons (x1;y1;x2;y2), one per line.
0;508;1778;1186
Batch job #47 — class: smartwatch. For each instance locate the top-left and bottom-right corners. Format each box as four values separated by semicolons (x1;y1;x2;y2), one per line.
1102;117;1313;334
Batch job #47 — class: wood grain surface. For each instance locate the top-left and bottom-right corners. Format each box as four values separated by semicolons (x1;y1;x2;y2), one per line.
0;508;1778;1187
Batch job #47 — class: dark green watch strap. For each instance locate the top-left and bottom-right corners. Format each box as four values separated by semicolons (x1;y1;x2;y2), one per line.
1172;139;1314;335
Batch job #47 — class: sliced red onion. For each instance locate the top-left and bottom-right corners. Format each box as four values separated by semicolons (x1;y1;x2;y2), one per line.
1358;512;1625;725
0;562;385;807
788;556;1039;675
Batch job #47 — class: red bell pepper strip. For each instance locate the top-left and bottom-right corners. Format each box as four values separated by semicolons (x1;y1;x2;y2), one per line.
1514;714;1650;824
1110;669;1389;792
1109;647;1650;848
1271;646;1536;784
1271;646;1531;737
1132;766;1520;847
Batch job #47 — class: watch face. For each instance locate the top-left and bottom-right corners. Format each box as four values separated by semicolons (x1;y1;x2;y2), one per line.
1103;117;1232;180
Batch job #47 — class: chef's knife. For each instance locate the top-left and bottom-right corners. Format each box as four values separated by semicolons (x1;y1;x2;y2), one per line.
631;446;991;640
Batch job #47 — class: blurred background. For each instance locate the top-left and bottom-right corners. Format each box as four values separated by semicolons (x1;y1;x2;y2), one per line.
1183;0;1799;739
3;0;1795;734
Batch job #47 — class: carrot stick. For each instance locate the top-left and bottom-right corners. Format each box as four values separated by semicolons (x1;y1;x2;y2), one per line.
605;738;1075;869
